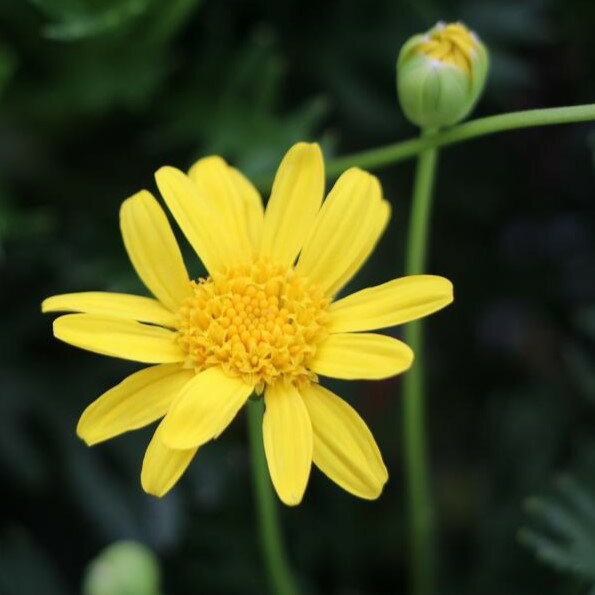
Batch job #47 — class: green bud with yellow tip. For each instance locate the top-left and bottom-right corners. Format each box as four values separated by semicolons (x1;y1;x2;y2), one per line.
397;22;489;129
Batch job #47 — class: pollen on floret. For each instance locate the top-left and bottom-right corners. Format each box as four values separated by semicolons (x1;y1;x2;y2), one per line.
175;259;330;386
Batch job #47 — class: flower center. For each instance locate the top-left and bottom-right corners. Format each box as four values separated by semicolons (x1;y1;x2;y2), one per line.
415;22;477;75
176;260;330;388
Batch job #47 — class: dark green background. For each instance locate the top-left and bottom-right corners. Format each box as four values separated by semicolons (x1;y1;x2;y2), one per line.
2;0;595;593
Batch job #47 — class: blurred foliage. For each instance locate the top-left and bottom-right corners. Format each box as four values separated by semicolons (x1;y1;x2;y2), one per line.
520;476;595;592
30;0;155;41
83;540;161;595
2;0;595;593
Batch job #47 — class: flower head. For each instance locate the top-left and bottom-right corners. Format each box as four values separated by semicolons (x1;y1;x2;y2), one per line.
397;21;488;128
43;143;453;505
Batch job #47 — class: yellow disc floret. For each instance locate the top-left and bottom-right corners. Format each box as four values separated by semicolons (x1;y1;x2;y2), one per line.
414;22;478;76
176;260;330;388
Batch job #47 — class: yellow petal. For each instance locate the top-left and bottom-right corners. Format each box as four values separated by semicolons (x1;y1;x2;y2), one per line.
188;156;253;256
324;196;391;297
228;166;264;249
155;166;241;273
263;382;312;506
311;332;413;379
328;275;454;333
160;367;253;449
296;168;383;295
141;422;197;497
260;143;324;266
53;314;183;363
300;383;387;499
42;292;177;327
120;190;191;311
77;364;193;445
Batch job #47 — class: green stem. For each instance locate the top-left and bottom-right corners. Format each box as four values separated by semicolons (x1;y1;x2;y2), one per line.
246;399;298;595
253;103;595;190
327;103;595;177
402;129;439;595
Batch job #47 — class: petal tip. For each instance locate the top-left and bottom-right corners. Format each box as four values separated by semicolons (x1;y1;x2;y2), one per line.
121;189;153;210
76;413;100;446
364;484;385;501
404;348;415;370
51;315;66;337
287;141;322;160
190;155;227;171
154;166;184;191
76;426;96;447
355;471;388;501
155;164;177;177
278;490;305;507
141;477;168;498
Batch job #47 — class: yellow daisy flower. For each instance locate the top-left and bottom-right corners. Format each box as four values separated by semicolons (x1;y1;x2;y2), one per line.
42;142;453;506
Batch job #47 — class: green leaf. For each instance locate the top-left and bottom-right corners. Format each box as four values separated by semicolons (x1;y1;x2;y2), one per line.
30;0;153;40
520;475;595;583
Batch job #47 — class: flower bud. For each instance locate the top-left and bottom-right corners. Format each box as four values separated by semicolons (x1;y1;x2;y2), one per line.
397;22;488;128
83;541;161;595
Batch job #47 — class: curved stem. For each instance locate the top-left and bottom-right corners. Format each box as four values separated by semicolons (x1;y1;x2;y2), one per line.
402;129;439;595
327;103;595;177
253;104;595;191
246;399;298;595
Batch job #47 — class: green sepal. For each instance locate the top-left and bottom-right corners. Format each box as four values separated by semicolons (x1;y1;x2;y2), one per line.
397;54;471;128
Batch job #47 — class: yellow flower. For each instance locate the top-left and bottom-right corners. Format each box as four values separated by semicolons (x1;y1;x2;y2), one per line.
42;142;453;506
